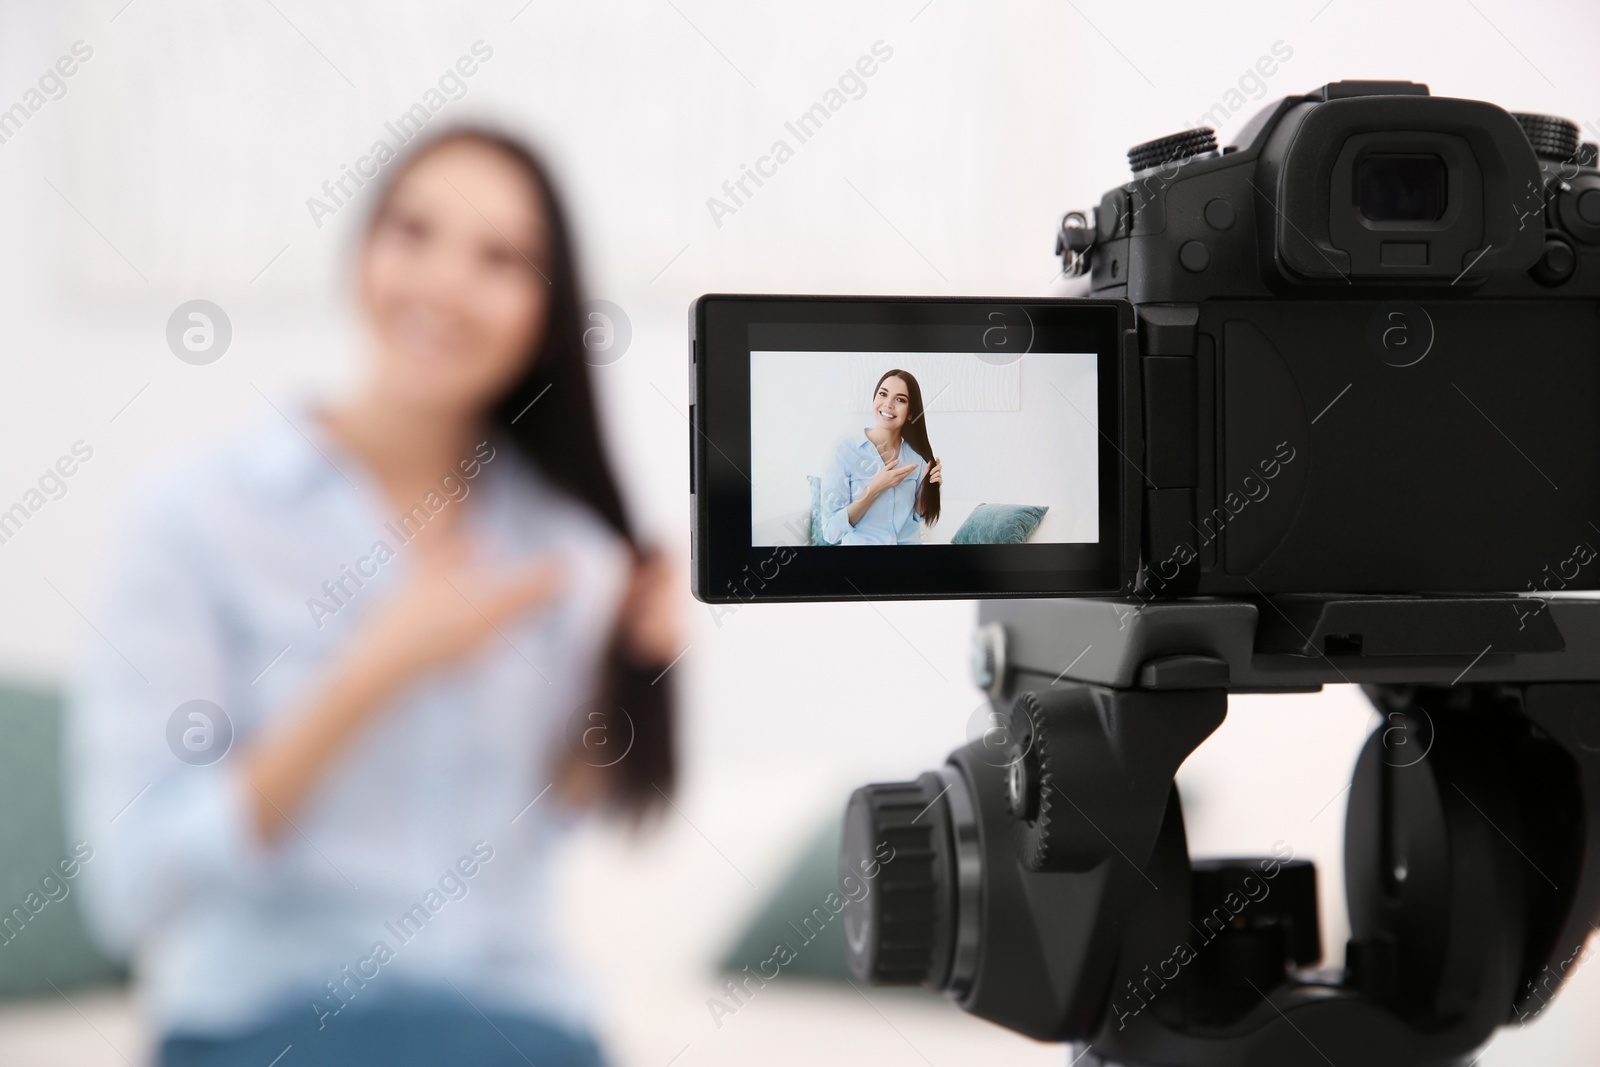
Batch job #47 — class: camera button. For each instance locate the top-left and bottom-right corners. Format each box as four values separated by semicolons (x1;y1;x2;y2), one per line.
1579;189;1600;227
1179;240;1210;272
1557;176;1600;243
1532;237;1577;286
1204;198;1235;230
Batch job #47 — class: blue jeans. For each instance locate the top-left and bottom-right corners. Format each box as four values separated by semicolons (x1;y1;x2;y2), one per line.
160;995;607;1067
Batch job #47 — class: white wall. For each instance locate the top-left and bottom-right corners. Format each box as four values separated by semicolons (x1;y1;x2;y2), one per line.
3;1;1600;1062
749;349;1098;532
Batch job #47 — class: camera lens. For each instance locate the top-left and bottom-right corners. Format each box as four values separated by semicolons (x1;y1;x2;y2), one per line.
1357;154;1447;222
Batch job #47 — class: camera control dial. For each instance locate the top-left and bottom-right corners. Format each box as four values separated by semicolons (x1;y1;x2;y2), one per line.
1512;112;1581;162
1127;127;1218;174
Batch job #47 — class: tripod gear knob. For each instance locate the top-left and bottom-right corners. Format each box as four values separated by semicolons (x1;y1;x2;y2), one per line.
840;773;955;987
1007;687;1225;874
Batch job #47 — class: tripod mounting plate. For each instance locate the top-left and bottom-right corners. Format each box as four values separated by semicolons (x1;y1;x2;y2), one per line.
980;594;1597;693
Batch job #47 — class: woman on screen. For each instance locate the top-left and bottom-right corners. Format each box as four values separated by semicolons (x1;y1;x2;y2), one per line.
70;128;677;1067
819;368;943;545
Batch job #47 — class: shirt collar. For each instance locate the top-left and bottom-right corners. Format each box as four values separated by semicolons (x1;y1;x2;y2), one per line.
856;432;911;458
236;400;544;542
227;397;345;502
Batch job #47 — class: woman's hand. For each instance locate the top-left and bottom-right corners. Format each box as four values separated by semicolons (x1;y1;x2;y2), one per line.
554;545;681;812
846;461;918;528
618;546;682;667
926;459;942;486
351;536;566;684
244;536;564;842
866;461;918;498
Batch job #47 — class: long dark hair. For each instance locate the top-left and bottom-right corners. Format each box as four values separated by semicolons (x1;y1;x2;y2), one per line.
877;368;940;527
367;127;674;820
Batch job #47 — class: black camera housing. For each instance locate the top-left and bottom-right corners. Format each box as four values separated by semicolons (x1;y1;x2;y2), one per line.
691;80;1600;604
831;83;1600;1067
1088;79;1600;598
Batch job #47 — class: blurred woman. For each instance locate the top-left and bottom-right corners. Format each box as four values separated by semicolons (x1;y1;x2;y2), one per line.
69;128;677;1067
819;368;942;544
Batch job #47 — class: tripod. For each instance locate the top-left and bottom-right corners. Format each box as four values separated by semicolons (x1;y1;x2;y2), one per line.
939;594;1600;1066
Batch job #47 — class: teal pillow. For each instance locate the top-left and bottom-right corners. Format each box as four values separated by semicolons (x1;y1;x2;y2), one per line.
806;475;824;546
0;685;127;996
951;503;1049;545
718;810;852;981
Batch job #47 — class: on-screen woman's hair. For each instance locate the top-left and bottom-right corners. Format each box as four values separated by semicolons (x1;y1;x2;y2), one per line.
875;368;940;527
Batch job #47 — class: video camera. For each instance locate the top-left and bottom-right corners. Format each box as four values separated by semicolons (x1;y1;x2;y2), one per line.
691;82;1600;1066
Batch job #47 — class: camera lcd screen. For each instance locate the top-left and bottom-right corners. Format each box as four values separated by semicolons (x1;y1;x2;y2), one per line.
691;296;1132;602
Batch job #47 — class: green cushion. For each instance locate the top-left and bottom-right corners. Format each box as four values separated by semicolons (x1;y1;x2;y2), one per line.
0;684;126;995
951;503;1049;545
717;811;851;981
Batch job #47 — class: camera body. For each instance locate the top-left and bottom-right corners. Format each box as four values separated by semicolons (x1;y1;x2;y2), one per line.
832;84;1600;1067
1069;79;1600;600
690;80;1600;605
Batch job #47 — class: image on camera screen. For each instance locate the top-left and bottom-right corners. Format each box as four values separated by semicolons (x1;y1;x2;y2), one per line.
749;349;1099;548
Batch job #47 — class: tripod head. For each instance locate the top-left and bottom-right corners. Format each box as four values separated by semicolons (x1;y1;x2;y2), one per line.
841;596;1600;1066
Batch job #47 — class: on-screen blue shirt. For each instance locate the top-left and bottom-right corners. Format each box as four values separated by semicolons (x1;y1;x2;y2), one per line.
819;432;927;545
66;406;629;1039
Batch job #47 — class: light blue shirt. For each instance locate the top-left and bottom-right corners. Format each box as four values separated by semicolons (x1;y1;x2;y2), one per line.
66;407;628;1038
820;433;926;545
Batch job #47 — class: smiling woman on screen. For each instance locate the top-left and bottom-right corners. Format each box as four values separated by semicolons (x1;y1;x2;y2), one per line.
819;368;943;545
68;128;678;1067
